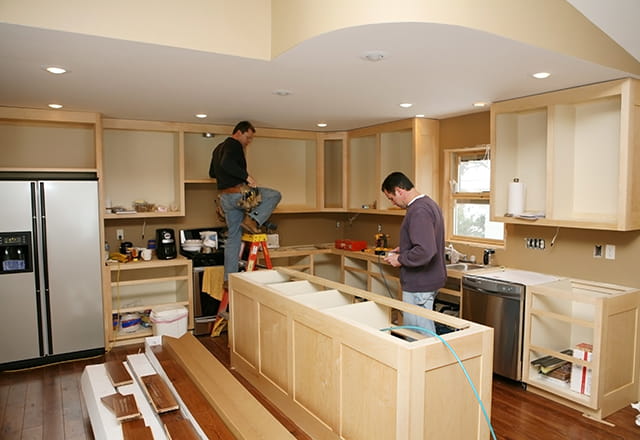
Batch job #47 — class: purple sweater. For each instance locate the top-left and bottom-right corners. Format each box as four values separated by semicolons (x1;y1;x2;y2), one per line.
396;195;446;292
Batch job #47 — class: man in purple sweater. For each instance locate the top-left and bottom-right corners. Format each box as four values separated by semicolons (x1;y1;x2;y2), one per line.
381;172;446;335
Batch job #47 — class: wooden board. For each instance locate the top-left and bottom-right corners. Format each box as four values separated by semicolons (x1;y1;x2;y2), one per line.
121;418;154;440
104;360;133;387
161;333;296;439
139;374;179;414
100;393;141;421
150;345;236;440
163;414;200;440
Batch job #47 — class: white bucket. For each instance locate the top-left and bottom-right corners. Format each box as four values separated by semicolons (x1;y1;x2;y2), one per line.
150;306;188;338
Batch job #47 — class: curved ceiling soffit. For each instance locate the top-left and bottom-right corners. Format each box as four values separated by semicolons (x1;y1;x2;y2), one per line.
269;1;640;76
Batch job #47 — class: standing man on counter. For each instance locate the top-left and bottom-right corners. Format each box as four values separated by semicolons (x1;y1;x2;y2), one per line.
209;121;281;283
381;171;446;335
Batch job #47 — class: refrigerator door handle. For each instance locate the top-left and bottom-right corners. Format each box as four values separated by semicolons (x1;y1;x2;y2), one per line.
38;182;54;355
30;182;46;357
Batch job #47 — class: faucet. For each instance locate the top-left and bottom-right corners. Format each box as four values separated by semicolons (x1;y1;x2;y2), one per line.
445;244;466;264
483;248;495;265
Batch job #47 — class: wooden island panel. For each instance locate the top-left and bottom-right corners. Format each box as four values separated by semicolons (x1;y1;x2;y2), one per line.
228;268;494;440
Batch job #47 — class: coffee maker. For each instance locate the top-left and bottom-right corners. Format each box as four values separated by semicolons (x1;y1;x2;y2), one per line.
156;228;177;259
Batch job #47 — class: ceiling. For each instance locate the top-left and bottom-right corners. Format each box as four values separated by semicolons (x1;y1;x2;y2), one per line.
1;0;639;132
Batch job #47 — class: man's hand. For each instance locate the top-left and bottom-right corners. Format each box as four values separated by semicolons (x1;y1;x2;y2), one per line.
384;251;401;267
246;175;257;187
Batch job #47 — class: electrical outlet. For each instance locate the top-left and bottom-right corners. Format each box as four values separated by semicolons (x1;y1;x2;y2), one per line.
605;244;616;260
377;224;383;233
594;244;602;258
336;221;341;228
524;237;545;249
116;229;124;241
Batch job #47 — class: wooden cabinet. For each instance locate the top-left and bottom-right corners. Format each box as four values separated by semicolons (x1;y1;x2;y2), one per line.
320;133;347;210
347;118;440;214
102;119;185;218
339;250;401;299
522;278;640;419
228;268;493;440
104;257;193;346
0;107;100;172
491;78;640;230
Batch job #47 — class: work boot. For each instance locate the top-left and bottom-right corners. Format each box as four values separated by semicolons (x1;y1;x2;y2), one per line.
262;221;277;232
241;215;260;234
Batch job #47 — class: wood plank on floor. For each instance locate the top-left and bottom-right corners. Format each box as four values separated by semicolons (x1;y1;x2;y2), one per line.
139;374;179;414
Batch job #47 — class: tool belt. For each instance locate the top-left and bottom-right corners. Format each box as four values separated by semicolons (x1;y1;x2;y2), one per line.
219;184;243;194
219;184;262;211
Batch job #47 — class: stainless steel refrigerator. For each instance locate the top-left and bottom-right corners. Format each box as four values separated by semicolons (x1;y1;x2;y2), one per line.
0;172;104;369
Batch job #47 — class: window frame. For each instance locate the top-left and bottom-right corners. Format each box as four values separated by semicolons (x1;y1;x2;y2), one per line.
442;145;504;247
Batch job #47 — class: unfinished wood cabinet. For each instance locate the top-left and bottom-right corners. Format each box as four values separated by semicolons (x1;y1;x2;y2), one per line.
228;268;493;440
104;257;193;346
522;278;640;419
491;78;640;230
102;119;185;218
0;107;100;172
338;250;402;300
347;118;440;214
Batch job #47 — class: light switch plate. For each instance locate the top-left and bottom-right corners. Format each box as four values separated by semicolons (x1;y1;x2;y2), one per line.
605;244;616;260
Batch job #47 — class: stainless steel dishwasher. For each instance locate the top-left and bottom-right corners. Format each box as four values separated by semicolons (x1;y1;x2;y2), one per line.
461;269;560;382
462;274;525;381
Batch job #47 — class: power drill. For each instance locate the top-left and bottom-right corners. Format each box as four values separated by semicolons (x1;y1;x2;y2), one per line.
374;233;390;255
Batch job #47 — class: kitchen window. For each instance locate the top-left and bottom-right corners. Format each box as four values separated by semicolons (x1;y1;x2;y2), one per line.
443;146;504;245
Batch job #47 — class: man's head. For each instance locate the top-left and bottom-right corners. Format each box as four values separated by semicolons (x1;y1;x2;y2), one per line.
231;121;256;147
381;172;416;208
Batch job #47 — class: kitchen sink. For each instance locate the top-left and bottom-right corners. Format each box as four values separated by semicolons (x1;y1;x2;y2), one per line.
446;263;485;271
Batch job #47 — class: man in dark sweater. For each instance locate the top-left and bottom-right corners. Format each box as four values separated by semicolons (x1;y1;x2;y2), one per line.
209;121;281;282
381;171;446;335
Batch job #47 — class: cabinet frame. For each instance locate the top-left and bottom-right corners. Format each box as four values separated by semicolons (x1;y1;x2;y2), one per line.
490;78;640;230
522;278;640;419
103;257;193;347
347;118;439;214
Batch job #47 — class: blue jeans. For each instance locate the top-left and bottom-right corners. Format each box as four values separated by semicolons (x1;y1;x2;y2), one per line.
219;187;281;281
402;290;436;336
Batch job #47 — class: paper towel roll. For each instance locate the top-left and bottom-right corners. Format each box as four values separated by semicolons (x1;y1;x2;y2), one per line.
507;179;525;216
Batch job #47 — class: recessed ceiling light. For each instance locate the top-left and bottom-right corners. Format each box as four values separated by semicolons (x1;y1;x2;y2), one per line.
273;89;293;96
48;103;63;109
532;72;551;79
195;113;207;119
415;114;425;118
45;66;67;75
202;132;214;138
361;51;388;62
399;103;413;108
473;102;488;108
317;123;328;128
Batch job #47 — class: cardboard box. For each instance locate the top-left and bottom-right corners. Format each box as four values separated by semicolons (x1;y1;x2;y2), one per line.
570;343;593;396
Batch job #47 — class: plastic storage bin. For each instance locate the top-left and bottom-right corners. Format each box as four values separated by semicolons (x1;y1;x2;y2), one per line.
151;306;188;338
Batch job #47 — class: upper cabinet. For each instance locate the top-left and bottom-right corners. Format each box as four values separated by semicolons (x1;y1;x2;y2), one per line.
0;107;100;172
102;119;184;218
347;118;439;214
246;129;319;212
491;78;640;230
319;132;347;211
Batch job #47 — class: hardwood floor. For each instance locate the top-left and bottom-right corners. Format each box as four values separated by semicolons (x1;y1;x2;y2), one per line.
1;333;639;439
